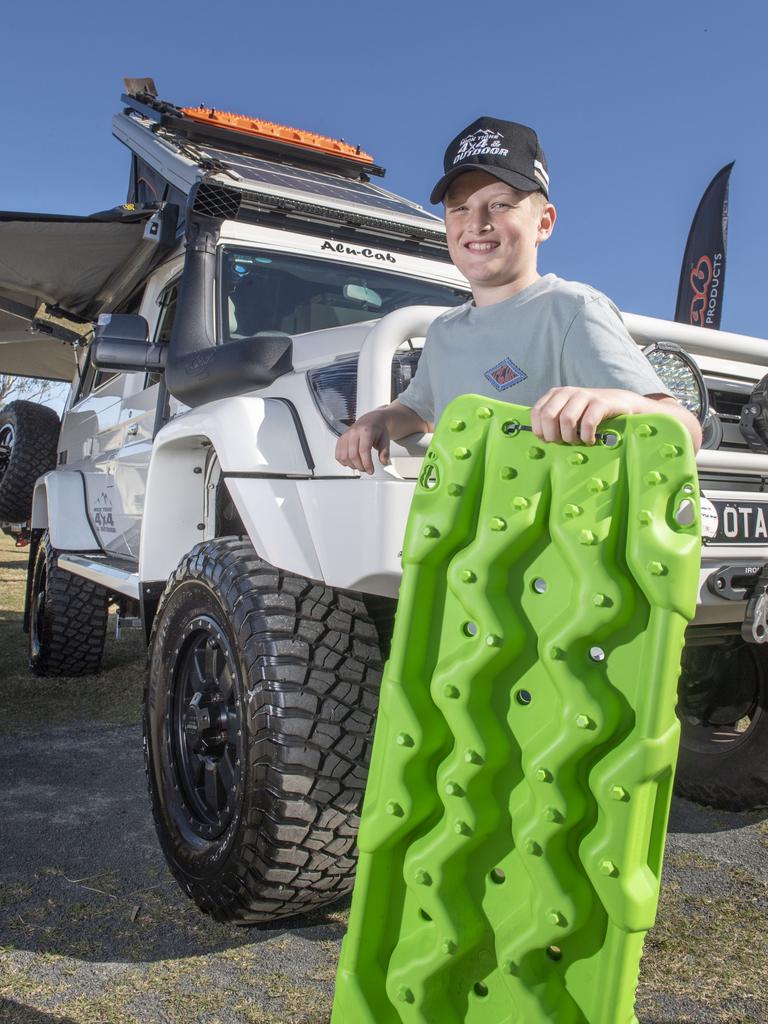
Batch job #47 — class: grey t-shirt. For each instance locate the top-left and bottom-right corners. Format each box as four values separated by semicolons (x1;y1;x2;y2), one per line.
398;273;670;425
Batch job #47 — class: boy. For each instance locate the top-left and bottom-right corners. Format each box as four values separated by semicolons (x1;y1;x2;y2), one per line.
336;117;702;473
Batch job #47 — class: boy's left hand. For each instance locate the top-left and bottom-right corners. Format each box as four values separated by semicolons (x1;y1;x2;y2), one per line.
531;386;701;449
532;386;645;444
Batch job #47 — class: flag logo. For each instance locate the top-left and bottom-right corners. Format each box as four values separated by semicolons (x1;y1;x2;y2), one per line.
484;357;527;390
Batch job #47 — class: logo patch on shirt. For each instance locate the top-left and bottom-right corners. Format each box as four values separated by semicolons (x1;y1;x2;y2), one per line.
484;357;527;391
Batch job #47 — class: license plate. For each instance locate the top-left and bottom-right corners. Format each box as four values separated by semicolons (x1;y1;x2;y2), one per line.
708;498;768;544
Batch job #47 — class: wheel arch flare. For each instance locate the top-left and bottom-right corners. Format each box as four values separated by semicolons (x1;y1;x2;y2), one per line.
139;395;310;583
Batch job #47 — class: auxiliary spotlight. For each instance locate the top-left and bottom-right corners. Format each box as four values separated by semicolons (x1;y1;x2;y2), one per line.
642;342;708;422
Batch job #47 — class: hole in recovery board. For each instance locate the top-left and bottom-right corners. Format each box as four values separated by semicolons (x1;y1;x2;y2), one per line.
419;908;432;921
532;577;548;593
516;689;532;706
502;420;523;436
599;431;620;447
490;867;506;884
646;768;673;880
473;982;489;998
546;945;563;962
420;464;440;490
463;621;478;637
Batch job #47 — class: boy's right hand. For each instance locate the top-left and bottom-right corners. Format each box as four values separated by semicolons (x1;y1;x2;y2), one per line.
335;411;391;475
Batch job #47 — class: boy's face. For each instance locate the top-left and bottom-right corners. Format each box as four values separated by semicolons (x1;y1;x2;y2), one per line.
443;171;555;297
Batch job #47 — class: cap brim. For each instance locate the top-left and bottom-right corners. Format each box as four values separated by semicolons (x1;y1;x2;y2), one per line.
430;165;546;205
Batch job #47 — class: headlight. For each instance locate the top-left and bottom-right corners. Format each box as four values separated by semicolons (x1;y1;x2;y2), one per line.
307;349;422;435
642;341;709;423
307;355;358;435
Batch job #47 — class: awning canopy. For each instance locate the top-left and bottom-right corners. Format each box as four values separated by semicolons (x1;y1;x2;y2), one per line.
0;206;162;381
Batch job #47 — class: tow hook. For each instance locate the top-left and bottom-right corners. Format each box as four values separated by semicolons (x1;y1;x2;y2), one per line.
742;564;768;644
707;563;768;644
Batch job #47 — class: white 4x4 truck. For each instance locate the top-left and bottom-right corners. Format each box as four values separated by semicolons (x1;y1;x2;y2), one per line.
2;80;767;924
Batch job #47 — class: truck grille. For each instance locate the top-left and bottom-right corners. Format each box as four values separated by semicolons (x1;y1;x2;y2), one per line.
706;376;751;424
700;374;768;492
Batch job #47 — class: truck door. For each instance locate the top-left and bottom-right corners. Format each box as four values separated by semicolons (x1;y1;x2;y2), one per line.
106;269;182;561
56;360;127;534
69;261;181;561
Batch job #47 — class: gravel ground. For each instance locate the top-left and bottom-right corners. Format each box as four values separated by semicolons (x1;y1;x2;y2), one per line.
2;720;767;1023
0;721;347;1024
1;537;767;1023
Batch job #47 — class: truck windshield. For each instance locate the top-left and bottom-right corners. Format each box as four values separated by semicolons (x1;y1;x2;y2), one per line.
220;248;468;339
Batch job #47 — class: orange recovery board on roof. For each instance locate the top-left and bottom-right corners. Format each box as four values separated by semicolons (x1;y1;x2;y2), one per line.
180;106;374;164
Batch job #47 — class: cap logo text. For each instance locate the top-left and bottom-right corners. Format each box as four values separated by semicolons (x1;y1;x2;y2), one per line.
455;128;509;164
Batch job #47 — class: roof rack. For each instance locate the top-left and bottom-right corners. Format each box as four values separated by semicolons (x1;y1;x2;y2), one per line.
121;78;385;180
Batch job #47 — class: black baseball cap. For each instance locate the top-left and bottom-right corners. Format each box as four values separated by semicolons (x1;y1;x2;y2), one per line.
430;116;549;204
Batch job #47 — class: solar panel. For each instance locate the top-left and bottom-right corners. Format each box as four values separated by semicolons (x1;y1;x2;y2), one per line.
181;139;442;227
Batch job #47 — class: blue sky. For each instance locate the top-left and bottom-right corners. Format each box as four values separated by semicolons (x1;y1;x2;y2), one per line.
2;0;766;338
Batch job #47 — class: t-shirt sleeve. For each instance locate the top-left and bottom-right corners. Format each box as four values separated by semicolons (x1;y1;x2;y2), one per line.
398;335;435;423
560;297;672;397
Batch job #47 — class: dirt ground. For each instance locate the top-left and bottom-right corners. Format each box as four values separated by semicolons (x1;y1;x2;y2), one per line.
1;535;766;1024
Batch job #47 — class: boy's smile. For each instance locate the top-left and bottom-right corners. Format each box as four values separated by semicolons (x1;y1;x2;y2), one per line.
443;170;555;307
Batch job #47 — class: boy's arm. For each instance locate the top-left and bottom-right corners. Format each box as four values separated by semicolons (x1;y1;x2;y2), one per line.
550;299;703;452
335;399;431;474
531;386;703;452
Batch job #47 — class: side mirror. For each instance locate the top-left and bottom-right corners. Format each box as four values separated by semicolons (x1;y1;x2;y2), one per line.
91;314;167;373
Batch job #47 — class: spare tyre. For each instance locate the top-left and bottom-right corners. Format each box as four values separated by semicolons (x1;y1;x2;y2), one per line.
0;400;60;522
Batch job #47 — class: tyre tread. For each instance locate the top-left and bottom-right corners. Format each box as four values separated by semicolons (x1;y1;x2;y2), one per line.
145;538;382;924
0;401;60;522
29;534;108;676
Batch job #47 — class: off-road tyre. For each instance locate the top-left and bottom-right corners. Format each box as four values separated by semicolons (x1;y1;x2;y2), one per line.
675;639;768;810
0;401;60;522
144;538;383;924
28;531;109;676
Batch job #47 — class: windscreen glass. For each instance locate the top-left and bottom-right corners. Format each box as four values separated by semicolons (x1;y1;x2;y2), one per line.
220;248;468;339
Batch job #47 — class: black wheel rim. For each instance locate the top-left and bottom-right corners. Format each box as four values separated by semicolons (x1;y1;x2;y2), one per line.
679;643;764;755
170;615;245;839
0;423;14;479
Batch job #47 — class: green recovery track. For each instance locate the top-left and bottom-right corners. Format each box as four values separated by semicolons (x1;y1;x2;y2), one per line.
332;397;700;1024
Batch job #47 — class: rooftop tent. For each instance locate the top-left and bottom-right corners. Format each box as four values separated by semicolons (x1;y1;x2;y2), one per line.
0;204;171;381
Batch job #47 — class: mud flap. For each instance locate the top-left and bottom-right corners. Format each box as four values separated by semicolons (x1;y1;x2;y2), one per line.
331;398;700;1024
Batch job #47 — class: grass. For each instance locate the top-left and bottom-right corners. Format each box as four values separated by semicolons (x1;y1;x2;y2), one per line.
0;536;145;734
1;535;767;1023
637;852;768;1022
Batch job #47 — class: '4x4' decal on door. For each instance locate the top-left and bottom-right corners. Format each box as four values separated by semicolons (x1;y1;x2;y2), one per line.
93;491;116;533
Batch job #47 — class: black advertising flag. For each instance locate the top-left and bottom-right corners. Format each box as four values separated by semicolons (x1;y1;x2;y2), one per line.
674;162;734;329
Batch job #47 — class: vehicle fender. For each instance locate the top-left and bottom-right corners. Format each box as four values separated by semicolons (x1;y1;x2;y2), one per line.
31;470;101;551
224;477;324;581
139;395;311;582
